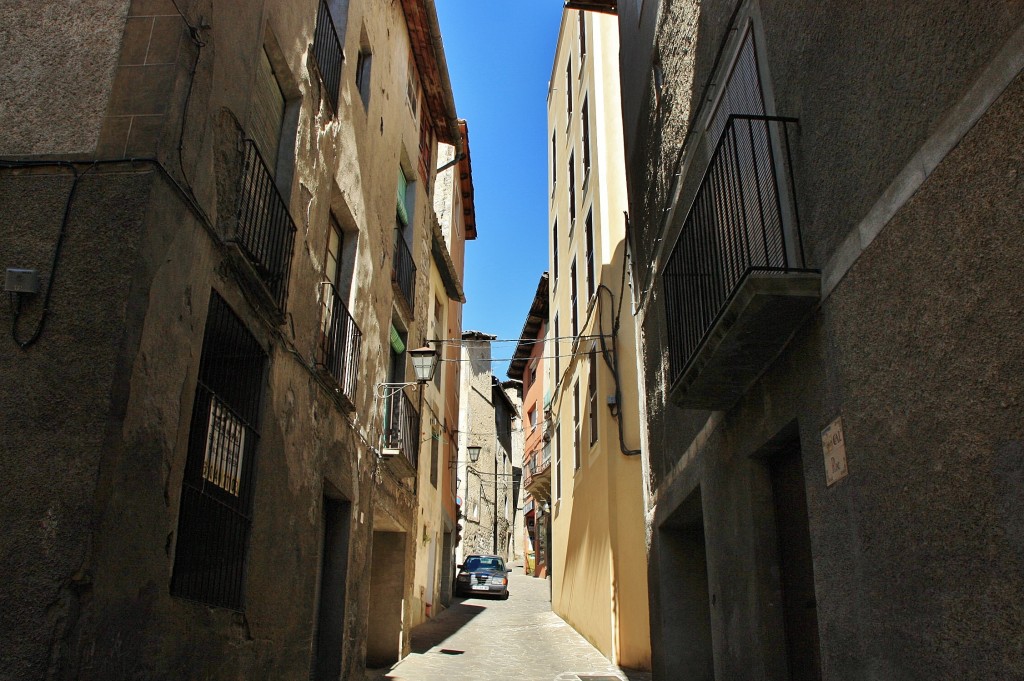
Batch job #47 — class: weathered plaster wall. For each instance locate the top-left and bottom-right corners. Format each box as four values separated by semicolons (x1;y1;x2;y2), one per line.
1;0;454;677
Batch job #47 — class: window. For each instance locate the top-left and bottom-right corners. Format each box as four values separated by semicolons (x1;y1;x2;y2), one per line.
430;425;439;488
585;210;595;302
393;169;416;307
568;151;576;226
551;131;557;189
552;219;559;288
573;380;581;470
318;214;360;399
553;314;560;384
529;407;538;431
312;0;343;113
566;60;573;118
653;54;665;110
530;363;537;390
251;47;285;170
171;291;267;610
321;217;344;332
419;108;434;182
581;97;591;178
355;31;372;109
555;424;562;500
570;259;578;338
432;296;444;389
588;350;599;445
578;11;587;63
407;53;419;114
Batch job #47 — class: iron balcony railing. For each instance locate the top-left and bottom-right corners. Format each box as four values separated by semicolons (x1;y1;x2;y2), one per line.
392;230;416;310
317;283;361;403
382;387;420;470
236;140;297;311
663;114;808;386
312;0;343;113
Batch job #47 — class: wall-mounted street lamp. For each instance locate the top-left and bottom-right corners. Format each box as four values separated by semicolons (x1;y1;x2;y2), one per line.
449;444;481;471
409;345;439;383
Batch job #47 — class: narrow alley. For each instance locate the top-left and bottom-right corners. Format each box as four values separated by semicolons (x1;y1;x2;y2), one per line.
368;567;651;681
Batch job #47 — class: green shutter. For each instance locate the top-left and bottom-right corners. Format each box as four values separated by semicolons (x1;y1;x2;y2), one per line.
396;170;409;225
389;325;405;354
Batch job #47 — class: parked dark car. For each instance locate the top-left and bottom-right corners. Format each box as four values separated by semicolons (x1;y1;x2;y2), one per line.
455;554;511;599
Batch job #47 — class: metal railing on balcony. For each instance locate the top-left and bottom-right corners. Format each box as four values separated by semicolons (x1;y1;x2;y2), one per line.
382;387;420;471
236;140;297;311
663;114;809;386
392;230;416;310
312;0;343;113
317;283;361;403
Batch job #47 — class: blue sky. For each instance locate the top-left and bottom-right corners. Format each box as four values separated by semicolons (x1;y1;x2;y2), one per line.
435;1;564;377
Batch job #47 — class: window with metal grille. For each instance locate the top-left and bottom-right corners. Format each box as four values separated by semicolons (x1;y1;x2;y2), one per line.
430;425;439;488
578;10;587;62
585;210;595;302
555;423;562;500
312;0;343;114
171;291;267;610
551;131;557;189
565;60;572;117
570;259;578;337
552;219;559;289
573;380;581;470
588;350;599;445
553;314;560;383
581;97;591;179
568;151;576;226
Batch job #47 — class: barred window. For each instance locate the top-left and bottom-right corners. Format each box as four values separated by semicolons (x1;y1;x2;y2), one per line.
171;291;267;610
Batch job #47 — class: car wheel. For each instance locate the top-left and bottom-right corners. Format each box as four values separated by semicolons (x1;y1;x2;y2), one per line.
501;590;509;600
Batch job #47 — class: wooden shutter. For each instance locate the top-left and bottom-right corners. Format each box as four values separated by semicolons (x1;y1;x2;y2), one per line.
251;48;285;170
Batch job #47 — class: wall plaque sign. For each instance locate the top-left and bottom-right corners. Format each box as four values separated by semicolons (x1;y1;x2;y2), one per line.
821;416;849;486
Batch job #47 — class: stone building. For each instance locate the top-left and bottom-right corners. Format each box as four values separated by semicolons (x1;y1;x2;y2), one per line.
408;123;476;626
545;7;651;671
0;0;467;677
615;0;1024;678
455;333;519;564
510;273;551;579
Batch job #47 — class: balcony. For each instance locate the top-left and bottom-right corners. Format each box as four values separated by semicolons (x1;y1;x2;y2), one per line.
233;140;297;312
663;115;819;410
523;443;552;502
316;283;361;408
381;386;420;477
312;0;343;113
392;230;416;313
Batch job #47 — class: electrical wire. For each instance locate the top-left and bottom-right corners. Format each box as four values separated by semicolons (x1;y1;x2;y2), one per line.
9;162;96;349
431;334;607;346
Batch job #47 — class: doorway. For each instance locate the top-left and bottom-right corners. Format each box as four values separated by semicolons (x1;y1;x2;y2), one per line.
767;429;822;680
311;495;352;681
366;531;408;668
657;487;714;680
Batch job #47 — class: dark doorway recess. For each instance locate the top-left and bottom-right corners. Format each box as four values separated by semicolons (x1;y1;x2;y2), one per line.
657;487;714;680
766;425;822;680
312;495;352;681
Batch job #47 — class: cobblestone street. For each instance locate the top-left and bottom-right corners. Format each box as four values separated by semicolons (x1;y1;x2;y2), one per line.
367;568;651;681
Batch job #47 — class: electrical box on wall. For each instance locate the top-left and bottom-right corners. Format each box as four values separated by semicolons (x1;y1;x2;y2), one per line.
5;268;39;294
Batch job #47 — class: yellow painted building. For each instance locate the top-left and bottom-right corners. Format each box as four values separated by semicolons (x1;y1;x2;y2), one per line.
546;8;651;671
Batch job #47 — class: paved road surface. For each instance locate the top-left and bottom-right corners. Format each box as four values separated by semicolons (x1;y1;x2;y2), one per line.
367;568;651;681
